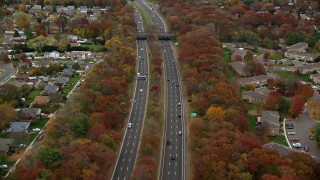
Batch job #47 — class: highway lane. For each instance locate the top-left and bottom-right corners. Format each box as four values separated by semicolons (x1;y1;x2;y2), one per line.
138;1;186;179
111;8;149;180
0;62;15;84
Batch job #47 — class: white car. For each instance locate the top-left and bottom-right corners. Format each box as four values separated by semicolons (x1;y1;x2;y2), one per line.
128;123;132;129
292;143;301;148
0;164;8;169
178;131;182;135
140;89;143;92
178;103;181;106
32;128;41;132
287;131;296;135
141;48;143;51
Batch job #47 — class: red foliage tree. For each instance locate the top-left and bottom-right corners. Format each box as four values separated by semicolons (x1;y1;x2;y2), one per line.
289;95;305;117
264;91;282;110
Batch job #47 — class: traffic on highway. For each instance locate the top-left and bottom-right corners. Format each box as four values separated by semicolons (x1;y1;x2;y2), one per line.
111;8;149;180
138;1;186;179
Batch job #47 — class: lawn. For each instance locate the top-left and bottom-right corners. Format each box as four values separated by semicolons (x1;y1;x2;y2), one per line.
274;70;310;82
28;117;49;130
246;103;255;110
307;48;320;55
70;75;81;84
223;48;232;62
270;136;288;146
247;115;256;133
25;89;42;107
0;155;15;177
132;1;154;29
271;52;284;60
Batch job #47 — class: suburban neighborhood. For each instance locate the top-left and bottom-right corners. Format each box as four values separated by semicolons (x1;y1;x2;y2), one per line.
0;0;320;179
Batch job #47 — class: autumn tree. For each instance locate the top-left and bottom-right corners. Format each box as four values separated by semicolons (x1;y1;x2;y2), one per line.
289;95;304;117
14;12;31;29
206;106;225;121
264;91;282;110
0;54;10;63
0;103;16;130
296;83;314;100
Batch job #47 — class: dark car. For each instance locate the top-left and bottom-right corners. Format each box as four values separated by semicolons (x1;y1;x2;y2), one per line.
289;138;299;142
167;79;170;81
304;146;310;152
177;114;181;118
166;140;171;145
170;155;175;160
176;84;179;87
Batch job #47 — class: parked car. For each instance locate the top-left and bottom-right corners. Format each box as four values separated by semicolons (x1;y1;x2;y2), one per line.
0;164;8;169
304;145;310;152
292;143;301;148
287;131;296;135
289;138;299;142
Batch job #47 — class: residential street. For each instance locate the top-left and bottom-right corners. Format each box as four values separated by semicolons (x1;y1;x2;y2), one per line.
0;62;15;84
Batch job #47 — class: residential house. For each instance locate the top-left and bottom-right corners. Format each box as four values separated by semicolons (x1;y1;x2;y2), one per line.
67;35;79;42
33;96;50;105
230;61;246;76
0;139;14;155
284;51;319;62
287;42;308;52
44;51;59;59
54;76;69;88
238;75;270;87
297;62;320;74
67;51;91;60
16;74;29;82
258;111;280;136
310;74;320;84
20;108;41;121
0;47;8;55
42;84;59;95
231;48;247;61
61;68;75;77
43;5;53;12
79;6;88;13
262;142;297;156
242;87;270;104
4;121;31;133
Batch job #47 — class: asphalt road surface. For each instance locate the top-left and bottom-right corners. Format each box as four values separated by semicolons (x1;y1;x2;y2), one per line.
0;62;15;84
111;8;149;180
138;1;186;179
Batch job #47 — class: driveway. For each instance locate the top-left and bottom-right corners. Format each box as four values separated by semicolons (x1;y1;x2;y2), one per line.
0;62;15;84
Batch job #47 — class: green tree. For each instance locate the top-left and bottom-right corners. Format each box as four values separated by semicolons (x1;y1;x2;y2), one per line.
244;50;254;62
71;118;89;138
99;134;116;150
279;97;290;114
308;30;320;47
13;30;20;37
36;146;62;169
24;28;34;40
285;32;304;45
315;124;320;147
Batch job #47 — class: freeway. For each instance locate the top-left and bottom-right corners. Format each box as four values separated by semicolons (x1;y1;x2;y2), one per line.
137;1;186;179
111;7;149;180
0;62;15;84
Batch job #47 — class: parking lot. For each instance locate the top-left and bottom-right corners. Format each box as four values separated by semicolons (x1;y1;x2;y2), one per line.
285;113;320;162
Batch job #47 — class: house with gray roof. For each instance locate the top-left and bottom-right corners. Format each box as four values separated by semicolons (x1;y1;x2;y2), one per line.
238;75;270;87
262;142;297;155
0;138;14;155
4;122;30;133
42;84;59;95
287;42;308;52
297;62;320;74
242;87;271;104
20;108;41;121
230;61;246;76
284;51;319;62
259;111;280;136
54;76;69;88
231;48;247;61
61;68;75;77
310;74;320;84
